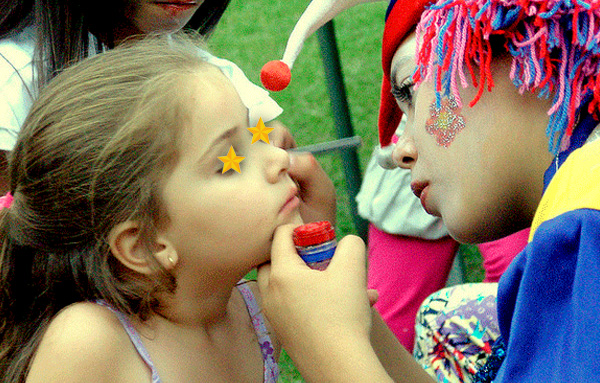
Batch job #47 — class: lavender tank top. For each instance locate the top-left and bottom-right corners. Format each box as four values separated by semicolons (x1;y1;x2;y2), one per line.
96;282;279;382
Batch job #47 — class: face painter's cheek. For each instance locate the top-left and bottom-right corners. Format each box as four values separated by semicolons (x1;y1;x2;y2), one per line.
425;96;466;147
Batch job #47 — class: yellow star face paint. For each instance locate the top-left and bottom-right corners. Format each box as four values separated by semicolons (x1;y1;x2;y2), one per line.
247;117;274;145
425;97;466;147
218;146;245;173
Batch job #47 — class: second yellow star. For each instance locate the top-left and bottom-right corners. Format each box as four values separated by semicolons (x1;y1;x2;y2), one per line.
247;117;274;144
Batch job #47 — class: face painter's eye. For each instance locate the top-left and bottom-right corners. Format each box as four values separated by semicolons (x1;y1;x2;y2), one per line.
391;79;415;106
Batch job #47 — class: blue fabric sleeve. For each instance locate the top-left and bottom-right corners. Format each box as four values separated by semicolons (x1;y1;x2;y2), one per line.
496;208;600;381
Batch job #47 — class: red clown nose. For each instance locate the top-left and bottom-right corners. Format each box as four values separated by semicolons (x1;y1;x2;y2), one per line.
260;60;292;92
260;0;382;93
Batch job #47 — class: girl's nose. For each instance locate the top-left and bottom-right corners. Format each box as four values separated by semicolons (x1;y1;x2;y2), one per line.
392;136;418;169
265;145;290;183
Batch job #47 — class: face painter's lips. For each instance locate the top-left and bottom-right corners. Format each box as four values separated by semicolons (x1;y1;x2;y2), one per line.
410;181;427;199
411;181;435;215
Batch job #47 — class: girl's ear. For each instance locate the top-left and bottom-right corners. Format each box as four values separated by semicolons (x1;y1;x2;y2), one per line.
108;221;178;274
154;233;179;271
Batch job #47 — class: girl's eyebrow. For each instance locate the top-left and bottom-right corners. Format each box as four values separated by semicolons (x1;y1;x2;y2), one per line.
198;126;239;164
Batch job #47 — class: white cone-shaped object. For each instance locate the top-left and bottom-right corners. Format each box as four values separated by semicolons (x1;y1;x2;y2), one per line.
261;0;382;91
282;0;380;68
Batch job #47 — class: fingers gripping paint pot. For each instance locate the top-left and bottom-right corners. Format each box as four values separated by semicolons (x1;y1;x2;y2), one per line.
293;221;336;270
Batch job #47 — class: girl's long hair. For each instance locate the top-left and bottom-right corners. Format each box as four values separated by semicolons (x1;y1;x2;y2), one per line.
0;33;211;383
0;0;231;89
0;0;34;37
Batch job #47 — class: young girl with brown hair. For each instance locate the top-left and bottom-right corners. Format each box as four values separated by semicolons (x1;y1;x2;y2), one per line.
0;34;300;383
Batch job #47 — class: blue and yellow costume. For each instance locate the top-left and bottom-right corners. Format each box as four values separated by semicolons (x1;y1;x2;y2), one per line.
410;1;600;381
415;110;600;382
495;114;600;381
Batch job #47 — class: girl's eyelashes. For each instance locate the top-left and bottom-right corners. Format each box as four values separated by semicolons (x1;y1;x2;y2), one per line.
391;79;415;106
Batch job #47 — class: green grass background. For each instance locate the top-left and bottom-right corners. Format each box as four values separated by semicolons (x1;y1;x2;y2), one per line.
209;0;387;238
209;2;484;381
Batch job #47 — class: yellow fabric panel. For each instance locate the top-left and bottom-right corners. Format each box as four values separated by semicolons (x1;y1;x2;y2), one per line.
529;139;600;242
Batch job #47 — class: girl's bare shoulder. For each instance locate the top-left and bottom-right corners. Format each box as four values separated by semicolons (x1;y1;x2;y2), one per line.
26;302;150;383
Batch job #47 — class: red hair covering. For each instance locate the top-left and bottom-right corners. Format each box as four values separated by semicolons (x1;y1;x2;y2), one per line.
260;0;431;147
384;0;600;154
378;0;433;147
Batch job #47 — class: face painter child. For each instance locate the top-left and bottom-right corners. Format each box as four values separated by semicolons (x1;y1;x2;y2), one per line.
257;0;600;382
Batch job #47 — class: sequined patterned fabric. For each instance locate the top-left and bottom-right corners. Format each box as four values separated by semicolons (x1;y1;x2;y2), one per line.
414;283;501;383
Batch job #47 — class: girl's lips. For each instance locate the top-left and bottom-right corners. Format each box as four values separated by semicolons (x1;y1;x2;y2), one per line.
280;188;300;214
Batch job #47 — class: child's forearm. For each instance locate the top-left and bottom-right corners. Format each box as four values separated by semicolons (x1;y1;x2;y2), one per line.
290;322;433;383
288;333;395;383
370;309;436;383
284;313;434;383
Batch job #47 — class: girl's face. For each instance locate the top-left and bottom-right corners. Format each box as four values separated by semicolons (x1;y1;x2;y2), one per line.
390;33;554;243
122;0;204;35
160;68;302;279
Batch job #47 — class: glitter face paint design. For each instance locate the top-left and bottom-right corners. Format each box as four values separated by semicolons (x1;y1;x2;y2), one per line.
425;97;466;147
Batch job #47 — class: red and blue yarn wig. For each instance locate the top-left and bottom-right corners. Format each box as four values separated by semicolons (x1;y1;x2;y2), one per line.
415;0;600;154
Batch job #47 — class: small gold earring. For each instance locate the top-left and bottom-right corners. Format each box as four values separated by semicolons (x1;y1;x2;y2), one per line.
167;255;175;265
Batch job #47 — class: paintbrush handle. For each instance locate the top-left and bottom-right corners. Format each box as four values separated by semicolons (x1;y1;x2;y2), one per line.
290;136;362;155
